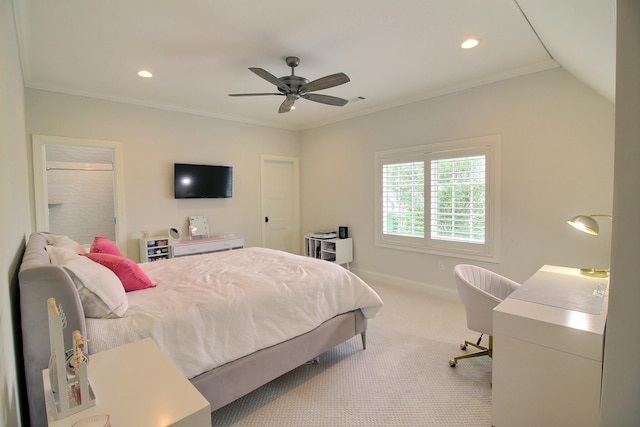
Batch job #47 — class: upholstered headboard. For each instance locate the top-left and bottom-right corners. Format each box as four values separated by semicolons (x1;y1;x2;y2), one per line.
19;232;87;427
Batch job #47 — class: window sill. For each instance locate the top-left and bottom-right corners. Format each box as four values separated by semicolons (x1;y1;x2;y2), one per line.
375;240;500;263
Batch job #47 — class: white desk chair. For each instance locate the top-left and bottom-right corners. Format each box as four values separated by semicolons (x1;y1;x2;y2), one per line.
449;264;520;367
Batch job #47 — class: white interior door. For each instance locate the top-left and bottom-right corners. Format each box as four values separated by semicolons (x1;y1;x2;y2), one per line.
261;155;300;254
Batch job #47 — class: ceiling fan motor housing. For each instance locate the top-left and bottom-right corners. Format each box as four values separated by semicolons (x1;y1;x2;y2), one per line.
278;76;309;94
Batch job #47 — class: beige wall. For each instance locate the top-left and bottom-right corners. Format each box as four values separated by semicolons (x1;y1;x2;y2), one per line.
25;89;301;259
1;0;31;425
301;68;615;294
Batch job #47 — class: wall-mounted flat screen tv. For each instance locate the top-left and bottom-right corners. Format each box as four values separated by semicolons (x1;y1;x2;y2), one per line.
174;163;233;199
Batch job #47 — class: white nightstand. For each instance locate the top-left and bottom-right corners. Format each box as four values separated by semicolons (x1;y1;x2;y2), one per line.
43;338;210;426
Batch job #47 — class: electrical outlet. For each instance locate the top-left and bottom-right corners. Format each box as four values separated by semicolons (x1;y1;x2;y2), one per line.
438;260;445;271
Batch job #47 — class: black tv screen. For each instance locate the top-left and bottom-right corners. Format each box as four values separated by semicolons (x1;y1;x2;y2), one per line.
174;163;233;199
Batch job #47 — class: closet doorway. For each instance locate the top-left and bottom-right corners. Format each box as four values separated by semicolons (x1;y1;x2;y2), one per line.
261;155;300;254
32;135;126;254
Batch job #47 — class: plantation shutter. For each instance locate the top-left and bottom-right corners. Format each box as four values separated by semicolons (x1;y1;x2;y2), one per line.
382;161;425;237
430;155;486;243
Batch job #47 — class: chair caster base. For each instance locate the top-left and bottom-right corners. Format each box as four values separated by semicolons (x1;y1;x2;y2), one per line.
449;336;493;367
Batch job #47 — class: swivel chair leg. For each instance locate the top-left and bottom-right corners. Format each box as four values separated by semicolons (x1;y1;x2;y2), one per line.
449;335;492;367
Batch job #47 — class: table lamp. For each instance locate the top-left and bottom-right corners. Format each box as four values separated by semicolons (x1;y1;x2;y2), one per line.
567;214;612;277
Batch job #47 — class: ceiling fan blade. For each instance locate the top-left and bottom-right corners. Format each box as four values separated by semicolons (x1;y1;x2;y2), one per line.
249;67;290;92
302;93;349;107
300;72;350;93
229;93;283;97
279;97;296;114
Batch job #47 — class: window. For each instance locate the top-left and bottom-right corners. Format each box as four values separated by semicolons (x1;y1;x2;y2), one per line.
375;135;500;261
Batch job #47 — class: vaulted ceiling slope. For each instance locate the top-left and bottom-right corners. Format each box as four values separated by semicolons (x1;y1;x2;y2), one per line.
13;0;615;130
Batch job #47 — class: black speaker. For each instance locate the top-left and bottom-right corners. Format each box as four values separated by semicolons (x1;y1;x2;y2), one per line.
338;226;348;239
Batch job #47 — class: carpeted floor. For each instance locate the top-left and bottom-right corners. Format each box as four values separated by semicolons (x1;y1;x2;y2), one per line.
210;281;493;426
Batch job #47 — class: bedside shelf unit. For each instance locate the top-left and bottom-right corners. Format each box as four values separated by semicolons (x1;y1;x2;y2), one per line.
43;338;210;426
304;237;353;267
139;237;170;262
171;236;244;258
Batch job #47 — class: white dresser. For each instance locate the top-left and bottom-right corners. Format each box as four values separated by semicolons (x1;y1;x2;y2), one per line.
492;265;608;427
170;236;244;257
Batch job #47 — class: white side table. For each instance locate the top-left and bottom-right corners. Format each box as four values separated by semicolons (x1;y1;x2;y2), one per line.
43;338;210;426
303;237;353;268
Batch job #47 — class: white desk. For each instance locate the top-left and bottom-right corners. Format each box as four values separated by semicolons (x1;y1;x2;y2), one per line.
43;338;210;427
492;265;608;427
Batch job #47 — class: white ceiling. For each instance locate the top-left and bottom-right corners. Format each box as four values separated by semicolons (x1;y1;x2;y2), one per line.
13;0;615;131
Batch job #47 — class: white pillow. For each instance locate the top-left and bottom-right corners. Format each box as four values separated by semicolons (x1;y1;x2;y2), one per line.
47;245;76;266
45;234;86;254
47;246;128;318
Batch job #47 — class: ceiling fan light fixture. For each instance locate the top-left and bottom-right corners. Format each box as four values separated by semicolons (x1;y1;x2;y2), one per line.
230;57;350;114
461;38;479;49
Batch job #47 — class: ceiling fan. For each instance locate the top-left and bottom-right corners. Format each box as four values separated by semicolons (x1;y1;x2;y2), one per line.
229;56;350;114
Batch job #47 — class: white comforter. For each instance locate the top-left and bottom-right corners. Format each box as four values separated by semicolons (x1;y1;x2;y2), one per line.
86;247;383;378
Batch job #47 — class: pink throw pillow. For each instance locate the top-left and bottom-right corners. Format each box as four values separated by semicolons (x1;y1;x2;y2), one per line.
83;253;155;292
90;236;122;257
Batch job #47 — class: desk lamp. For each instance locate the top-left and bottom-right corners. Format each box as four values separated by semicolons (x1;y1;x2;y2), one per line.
567;214;612;277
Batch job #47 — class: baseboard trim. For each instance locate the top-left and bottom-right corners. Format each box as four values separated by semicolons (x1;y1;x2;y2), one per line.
352;268;459;302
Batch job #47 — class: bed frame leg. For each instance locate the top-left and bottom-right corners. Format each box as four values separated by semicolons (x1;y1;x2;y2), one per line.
306;357;320;365
360;331;367;350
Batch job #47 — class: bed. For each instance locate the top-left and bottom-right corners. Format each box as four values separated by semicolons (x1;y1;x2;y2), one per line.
19;232;383;426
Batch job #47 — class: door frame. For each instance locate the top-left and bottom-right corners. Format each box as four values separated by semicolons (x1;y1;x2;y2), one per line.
260;155;300;253
32;134;127;255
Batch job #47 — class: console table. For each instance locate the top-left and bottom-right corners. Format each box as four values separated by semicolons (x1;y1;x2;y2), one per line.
43;338;210;426
492;265;608;427
170;236;244;257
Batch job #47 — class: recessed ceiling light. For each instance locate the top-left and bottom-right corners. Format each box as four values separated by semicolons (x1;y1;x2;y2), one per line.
137;70;153;78
461;38;479;49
